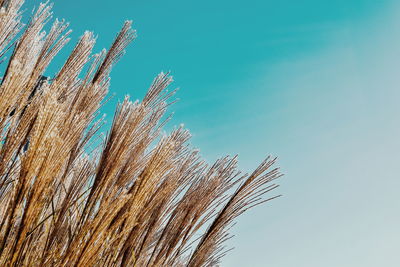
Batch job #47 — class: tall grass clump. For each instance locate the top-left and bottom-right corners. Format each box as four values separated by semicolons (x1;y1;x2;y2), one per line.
0;1;282;266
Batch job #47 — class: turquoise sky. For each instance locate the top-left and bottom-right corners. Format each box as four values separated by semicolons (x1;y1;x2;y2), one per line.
24;0;400;266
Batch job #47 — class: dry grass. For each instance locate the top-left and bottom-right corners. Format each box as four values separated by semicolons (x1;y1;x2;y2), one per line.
0;1;282;266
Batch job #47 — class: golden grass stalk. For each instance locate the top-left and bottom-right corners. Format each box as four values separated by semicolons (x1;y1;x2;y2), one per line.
0;1;282;266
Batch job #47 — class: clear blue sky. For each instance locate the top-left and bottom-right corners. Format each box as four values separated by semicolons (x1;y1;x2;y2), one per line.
24;0;400;266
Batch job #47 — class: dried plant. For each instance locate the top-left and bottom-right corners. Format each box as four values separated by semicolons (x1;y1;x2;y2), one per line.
0;1;282;266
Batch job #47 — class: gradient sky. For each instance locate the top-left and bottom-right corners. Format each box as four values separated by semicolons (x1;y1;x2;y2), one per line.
22;0;400;266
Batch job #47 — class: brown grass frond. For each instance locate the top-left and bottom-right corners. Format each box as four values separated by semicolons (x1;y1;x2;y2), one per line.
0;1;282;266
